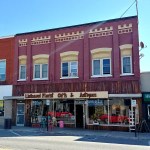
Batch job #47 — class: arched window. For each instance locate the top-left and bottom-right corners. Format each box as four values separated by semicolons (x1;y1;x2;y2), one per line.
91;48;112;77
33;54;49;80
120;44;133;75
60;51;79;78
19;55;27;80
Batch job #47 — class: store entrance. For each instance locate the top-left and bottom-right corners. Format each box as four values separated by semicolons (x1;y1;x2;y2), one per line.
76;105;83;128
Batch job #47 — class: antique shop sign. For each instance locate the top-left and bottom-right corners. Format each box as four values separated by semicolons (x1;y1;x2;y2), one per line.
24;91;108;99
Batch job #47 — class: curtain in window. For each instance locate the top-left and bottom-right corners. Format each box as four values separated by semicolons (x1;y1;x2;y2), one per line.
62;62;68;77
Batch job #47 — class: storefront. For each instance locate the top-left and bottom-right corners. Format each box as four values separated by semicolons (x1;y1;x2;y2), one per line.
5;91;141;131
23;91;108;128
142;93;150;124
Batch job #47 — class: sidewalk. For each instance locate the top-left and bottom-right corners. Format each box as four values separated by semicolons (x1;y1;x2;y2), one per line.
10;126;150;140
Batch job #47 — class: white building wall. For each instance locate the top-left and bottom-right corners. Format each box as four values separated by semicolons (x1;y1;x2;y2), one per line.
0;85;12;99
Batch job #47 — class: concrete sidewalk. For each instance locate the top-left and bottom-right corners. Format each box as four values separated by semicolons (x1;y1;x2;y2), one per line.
9;126;150;140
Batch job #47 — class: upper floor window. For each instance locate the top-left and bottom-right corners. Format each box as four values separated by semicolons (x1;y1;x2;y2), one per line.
120;44;133;75
33;54;49;80
62;61;78;77
122;56;132;74
60;51;79;79
18;55;27;81
93;58;111;76
19;65;26;80
0;60;6;81
34;64;48;79
91;48;112;77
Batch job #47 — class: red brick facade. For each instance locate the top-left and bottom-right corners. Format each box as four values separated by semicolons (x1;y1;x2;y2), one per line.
0;36;14;85
13;16;140;95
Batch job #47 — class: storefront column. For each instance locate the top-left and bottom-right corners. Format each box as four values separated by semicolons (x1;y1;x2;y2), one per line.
107;99;110;125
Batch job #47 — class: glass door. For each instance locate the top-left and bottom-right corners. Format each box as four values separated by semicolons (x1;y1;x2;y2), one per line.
16;103;25;126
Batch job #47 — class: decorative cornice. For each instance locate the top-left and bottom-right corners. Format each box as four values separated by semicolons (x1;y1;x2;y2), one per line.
31;36;51;45
55;31;84;42
18;39;27;47
118;23;132;34
89;26;113;38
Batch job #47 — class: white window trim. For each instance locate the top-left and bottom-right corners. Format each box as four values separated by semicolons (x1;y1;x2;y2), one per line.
19;65;26;80
121;56;132;75
33;64;48;80
0;59;6;81
61;61;78;78
92;58;111;77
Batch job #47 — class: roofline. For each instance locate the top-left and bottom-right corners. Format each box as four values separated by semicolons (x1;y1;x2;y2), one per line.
16;15;137;36
0;35;14;39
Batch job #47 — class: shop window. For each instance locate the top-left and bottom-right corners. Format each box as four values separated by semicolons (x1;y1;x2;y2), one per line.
30;100;75;126
34;64;48;79
62;61;78;78
0;60;6;81
19;65;26;80
87;99;130;125
92;58;111;76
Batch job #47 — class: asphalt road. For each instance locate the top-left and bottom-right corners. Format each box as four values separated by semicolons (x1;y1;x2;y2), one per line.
0;129;150;150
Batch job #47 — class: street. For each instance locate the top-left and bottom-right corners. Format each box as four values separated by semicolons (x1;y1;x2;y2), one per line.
0;129;150;150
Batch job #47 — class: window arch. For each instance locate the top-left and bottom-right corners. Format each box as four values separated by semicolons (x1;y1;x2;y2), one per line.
32;54;49;80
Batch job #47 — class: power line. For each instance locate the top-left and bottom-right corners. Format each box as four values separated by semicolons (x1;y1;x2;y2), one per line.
120;0;136;18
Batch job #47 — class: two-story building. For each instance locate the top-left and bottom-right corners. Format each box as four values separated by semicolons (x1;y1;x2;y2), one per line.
4;16;141;131
0;36;14;127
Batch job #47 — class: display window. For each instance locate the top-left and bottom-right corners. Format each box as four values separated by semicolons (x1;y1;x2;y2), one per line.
87;99;130;125
31;100;75;125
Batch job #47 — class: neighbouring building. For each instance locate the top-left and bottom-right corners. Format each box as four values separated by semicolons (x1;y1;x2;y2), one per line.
0;36;14;127
4;16;141;131
141;72;150;127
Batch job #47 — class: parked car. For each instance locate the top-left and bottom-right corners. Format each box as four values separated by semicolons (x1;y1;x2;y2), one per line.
100;114;129;123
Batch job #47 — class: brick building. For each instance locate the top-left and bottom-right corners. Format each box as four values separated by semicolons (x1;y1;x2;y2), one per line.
0;36;14;127
4;16;141;131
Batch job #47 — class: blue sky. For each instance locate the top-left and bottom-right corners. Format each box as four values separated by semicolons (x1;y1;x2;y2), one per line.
0;0;149;72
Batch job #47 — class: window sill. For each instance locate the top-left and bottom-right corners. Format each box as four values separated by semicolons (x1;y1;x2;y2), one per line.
17;79;26;81
120;73;134;76
91;75;112;78
32;78;49;81
60;77;79;80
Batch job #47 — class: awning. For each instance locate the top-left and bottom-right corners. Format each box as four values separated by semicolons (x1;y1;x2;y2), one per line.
3;96;24;100
109;93;142;98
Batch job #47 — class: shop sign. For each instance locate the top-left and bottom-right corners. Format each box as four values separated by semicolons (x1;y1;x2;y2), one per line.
24;91;108;99
131;99;136;107
143;93;150;102
88;99;103;106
